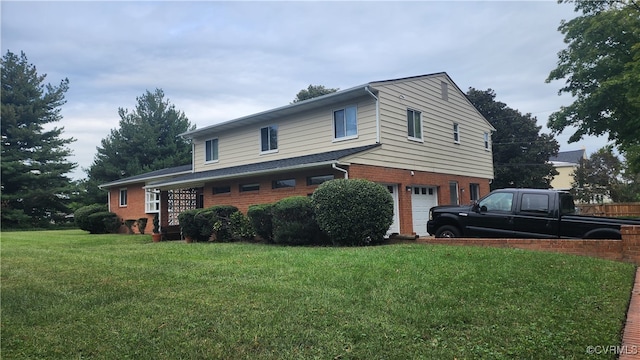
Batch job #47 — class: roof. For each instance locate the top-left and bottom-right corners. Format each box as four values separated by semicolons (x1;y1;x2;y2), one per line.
180;84;376;139
549;149;586;165
179;72;477;139
99;164;192;189
147;144;381;189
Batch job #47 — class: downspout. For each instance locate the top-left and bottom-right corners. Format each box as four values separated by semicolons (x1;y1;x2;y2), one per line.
365;86;380;144
332;162;349;179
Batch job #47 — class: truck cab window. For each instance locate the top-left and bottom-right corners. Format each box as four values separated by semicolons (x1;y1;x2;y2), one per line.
479;192;513;212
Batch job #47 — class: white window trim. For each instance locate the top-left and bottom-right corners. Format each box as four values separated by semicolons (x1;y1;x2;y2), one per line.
145;188;160;213
453;123;460;144
332;105;358;142
119;188;128;207
205;138;219;164
484;132;490;151
260;125;279;154
407;108;424;142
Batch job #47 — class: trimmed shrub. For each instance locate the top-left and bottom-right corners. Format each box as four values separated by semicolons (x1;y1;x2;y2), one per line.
247;203;274;242
311;178;393;246
88;212;120;234
229;211;255;241
178;209;200;240
75;204;108;233
208;205;240;242
137;217;148;234
178;206;240;242
272;196;326;246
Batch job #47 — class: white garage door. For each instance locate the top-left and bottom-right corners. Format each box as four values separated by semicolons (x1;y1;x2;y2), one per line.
411;186;438;236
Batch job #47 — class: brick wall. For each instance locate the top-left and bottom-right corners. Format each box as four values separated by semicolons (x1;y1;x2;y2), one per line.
108;164;492;235
107;182;156;234
410;225;640;265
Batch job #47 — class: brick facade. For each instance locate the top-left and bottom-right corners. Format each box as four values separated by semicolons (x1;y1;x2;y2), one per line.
410;225;640;265
108;164;491;235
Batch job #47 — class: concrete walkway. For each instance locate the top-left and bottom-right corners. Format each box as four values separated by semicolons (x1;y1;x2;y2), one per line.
620;267;640;360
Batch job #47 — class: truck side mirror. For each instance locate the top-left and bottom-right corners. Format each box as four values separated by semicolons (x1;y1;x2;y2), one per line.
472;202;480;213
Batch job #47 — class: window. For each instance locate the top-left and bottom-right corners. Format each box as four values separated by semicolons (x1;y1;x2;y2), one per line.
307;174;334;186
470;183;480;201
239;183;260;192
333;106;357;140
205;138;219;162
453;123;460;143
272;179;295;189
441;81;449;101
484;132;490;150
449;182;459;205
145;188;160;213
479;192;514;212
119;188;128;207
213;186;231;195
521;194;550;213
261;125;278;152
407;109;422;140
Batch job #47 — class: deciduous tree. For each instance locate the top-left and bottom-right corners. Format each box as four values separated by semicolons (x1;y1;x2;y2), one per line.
1;50;77;227
546;0;640;171
466;88;559;190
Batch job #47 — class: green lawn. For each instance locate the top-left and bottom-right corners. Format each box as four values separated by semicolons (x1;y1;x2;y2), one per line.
1;230;636;359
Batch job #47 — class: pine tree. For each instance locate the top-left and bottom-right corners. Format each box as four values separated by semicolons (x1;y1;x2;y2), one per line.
86;89;194;200
1;51;77;227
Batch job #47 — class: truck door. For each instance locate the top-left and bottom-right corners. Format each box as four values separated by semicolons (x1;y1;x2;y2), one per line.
512;192;558;238
465;191;515;237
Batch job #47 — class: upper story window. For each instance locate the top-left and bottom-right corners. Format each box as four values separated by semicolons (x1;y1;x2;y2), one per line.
145;188;160;213
119;188;128;207
333;105;357;140
205;138;219;162
453;123;460;143
407;109;422;141
261;125;278;153
484;132;490;151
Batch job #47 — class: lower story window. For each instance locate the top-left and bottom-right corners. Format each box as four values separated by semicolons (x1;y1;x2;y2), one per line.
119;188;128;207
470;183;480;201
449;181;459;205
307;175;334;186
145;189;160;213
240;183;260;192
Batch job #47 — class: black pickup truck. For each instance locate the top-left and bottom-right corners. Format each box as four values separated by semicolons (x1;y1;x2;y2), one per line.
427;188;640;239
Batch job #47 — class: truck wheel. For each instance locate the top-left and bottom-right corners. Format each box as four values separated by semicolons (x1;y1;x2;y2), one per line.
435;226;461;238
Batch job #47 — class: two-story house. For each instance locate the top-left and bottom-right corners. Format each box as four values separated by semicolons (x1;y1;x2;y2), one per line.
100;73;495;237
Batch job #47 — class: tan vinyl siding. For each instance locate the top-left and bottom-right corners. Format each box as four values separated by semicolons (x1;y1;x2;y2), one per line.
347;74;494;179
193;95;378;172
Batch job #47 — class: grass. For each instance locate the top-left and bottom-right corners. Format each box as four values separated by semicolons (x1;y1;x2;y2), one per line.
1;230;636;359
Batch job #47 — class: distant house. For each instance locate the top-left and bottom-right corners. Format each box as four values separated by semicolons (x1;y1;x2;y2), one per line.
100;72;496;237
549;149;586;191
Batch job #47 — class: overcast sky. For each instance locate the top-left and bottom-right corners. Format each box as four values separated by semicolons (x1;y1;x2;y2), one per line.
2;1;612;180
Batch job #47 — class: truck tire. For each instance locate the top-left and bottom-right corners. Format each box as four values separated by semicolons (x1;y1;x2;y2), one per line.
435;225;461;238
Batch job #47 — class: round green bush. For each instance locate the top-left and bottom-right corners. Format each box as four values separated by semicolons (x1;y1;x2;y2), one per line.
87;211;120;234
272;196;326;246
311;178;393;246
247;203;274;242
74;204;109;233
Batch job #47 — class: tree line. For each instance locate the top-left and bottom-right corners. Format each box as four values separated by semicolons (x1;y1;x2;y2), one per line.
2;0;639;228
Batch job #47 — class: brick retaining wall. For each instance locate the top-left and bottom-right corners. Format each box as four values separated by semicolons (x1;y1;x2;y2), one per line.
413;225;640;265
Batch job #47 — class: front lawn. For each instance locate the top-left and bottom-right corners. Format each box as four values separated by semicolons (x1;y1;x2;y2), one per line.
1;230;636;359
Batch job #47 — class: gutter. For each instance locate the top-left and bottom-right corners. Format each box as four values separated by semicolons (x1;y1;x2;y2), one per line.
365;86;380;144
332;162;349;179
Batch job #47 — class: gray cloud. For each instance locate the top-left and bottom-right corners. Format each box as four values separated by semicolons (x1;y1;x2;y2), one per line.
2;1;610;180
